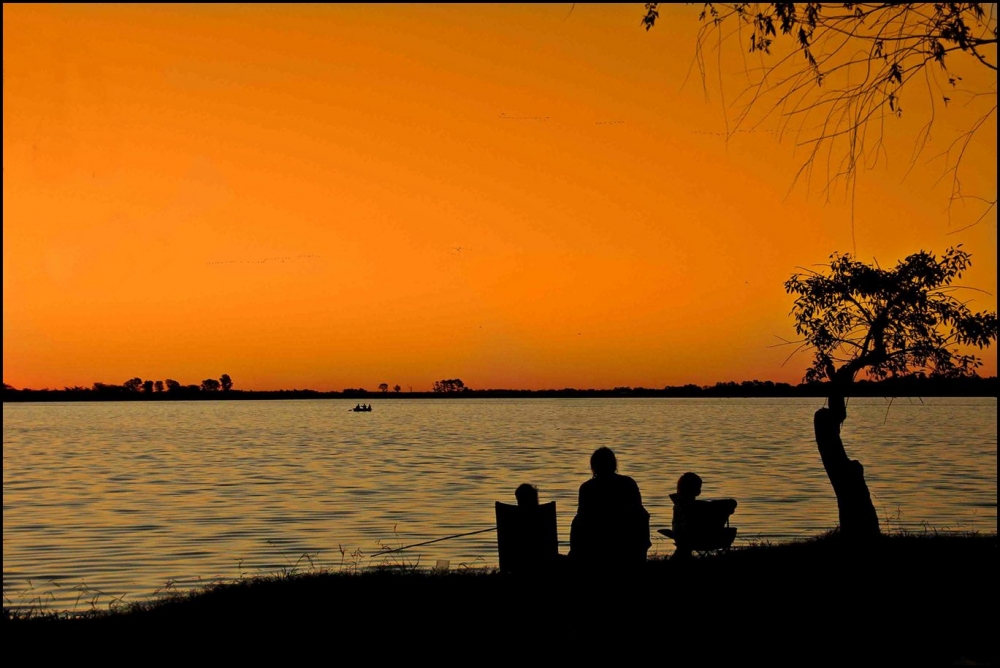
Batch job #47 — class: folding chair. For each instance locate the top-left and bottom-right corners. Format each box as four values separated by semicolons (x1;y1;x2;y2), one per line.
495;501;559;574
659;496;738;559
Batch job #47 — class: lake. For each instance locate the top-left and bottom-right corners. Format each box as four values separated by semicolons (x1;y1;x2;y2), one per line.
3;397;996;612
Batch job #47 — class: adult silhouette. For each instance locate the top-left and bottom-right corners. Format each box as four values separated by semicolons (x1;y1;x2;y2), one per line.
569;447;650;571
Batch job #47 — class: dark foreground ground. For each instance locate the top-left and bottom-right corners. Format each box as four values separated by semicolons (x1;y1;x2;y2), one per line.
5;532;996;665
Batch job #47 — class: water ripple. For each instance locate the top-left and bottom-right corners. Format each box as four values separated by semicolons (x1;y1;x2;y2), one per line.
3;397;995;611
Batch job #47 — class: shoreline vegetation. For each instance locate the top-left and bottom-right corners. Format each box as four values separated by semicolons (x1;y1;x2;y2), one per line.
3;374;997;402
5;530;996;664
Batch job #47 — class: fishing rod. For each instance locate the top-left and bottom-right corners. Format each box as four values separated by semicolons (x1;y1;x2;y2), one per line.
371;526;497;557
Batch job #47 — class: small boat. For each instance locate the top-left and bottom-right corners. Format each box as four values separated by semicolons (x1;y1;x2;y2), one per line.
350;405;373;412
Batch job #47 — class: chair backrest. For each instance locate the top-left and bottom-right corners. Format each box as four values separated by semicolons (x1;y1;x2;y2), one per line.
495;501;558;574
668;495;738;552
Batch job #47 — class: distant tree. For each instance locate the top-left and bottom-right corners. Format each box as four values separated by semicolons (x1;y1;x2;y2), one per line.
220;374;233;392
393;384;401;393
784;246;997;538
154;380;165;393
201;378;222;392
142;380;154;394
123;377;144;392
378;383;389;393
165;379;181;392
643;3;997;228
432;378;467;393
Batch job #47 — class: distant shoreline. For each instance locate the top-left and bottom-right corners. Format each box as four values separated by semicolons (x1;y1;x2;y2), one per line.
4;376;996;402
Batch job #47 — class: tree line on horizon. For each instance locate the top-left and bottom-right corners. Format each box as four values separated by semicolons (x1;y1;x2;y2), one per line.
3;373;996;400
2;374;235;396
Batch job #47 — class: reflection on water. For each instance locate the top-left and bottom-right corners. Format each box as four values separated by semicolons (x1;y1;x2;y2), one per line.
3;397;996;611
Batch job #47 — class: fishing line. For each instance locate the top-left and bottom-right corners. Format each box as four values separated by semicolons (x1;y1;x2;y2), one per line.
371;526;497;557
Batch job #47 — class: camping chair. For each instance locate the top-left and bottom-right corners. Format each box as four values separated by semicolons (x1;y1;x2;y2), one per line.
495;501;559;574
658;497;738;559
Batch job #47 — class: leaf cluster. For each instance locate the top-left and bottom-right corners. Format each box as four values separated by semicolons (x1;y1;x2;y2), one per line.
784;246;997;384
644;3;997;74
641;3;997;227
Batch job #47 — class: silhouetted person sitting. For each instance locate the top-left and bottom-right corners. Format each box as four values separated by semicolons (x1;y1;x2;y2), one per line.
515;482;539;508
569;447;651;571
495;484;558;575
667;472;737;561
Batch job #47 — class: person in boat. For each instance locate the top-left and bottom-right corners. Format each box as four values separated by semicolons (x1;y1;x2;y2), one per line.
569;447;650;571
669;472;737;561
355;403;361;411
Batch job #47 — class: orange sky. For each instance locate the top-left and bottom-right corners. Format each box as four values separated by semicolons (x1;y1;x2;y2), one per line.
3;4;997;391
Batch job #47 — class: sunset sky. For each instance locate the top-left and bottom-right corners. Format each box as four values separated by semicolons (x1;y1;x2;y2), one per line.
3;4;996;391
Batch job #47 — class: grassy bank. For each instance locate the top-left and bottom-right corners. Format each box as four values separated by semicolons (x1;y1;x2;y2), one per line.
5;531;996;664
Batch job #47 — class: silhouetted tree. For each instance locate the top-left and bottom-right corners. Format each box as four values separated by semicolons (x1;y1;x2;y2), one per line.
432;378;467;393
393;384;401;393
165;379;181;392
142;380;154;393
378;383;389;393
784;246;997;538
123;377;143;392
154;380;165;393
220;374;233;392
643;3;997;227
201;378;222;392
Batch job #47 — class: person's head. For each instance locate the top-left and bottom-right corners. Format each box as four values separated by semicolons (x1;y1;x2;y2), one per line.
515;483;539;507
590;447;618;477
677;472;703;498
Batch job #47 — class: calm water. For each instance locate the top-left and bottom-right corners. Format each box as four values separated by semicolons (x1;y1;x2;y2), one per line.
3;397;996;611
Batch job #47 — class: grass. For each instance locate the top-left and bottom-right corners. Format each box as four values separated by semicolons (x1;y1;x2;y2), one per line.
5;530;996;665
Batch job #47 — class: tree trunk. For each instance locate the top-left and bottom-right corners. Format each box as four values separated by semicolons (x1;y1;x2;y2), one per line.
813;394;880;539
